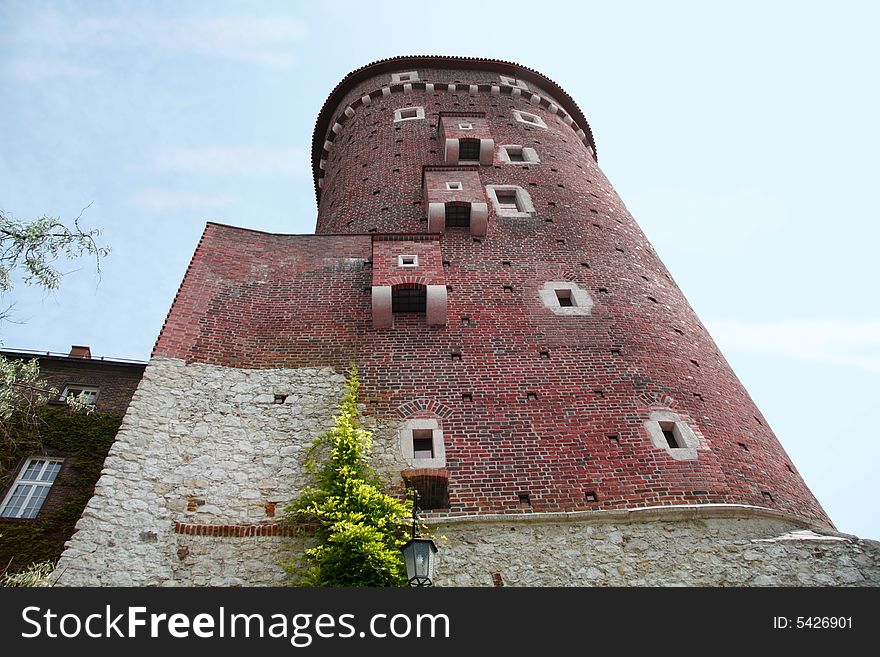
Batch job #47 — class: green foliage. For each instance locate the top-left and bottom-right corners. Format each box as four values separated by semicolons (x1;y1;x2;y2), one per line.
0;207;108;293
0;406;122;573
283;365;412;587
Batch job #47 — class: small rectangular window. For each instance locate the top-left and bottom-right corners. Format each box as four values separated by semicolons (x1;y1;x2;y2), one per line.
398;255;418;268
446;181;463;191
495;191;518;210
506;147;525;162
555;289;575;307
412;430;434;459
0;457;63;519
660;422;680;448
399;108;418;119
458;123;474;130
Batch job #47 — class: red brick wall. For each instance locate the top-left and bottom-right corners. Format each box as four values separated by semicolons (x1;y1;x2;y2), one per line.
153;63;831;528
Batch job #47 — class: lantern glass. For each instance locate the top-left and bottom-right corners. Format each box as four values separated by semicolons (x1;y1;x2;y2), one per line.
402;538;438;583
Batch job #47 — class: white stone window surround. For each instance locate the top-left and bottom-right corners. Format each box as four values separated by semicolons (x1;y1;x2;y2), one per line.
0;456;64;518
539;281;593;315
399;418;446;468
512;109;547;129
391;71;419;83
61;384;99;405
398;254;419;268
394;106;425;122
445;181;463;190
499;144;540;164
500;74;529;90
458;122;474;130
643;410;701;461
486;184;536;218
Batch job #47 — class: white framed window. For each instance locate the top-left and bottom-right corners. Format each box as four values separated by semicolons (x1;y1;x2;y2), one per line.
458;122;474;130
512;109;547;129
394;106;425;122
399;418;445;468
486;185;536;218
391;71;419;83
445;181;463;191
0;457;63;518
62;385;99;405
500;144;540;164
398;254;419;268
539;281;593;315
643;411;701;461
500;75;528;90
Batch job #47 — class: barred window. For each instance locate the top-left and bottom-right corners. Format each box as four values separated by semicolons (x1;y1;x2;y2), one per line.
458;139;481;161
445;204;471;227
392;285;427;313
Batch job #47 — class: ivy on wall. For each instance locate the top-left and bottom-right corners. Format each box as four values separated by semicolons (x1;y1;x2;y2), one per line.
0;406;122;574
283;365;413;587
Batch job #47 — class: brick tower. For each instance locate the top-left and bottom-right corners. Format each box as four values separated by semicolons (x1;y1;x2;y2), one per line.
55;57;880;586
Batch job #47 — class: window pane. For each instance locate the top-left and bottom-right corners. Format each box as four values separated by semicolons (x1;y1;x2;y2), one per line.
40;461;62;482
1;484;32;517
21;459;46;481
21;485;50;518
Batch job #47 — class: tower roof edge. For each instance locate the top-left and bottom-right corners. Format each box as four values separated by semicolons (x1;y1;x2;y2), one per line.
310;55;597;206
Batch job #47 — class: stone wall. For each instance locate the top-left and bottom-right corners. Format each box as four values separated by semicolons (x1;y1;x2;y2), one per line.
432;511;880;587
54;357;348;586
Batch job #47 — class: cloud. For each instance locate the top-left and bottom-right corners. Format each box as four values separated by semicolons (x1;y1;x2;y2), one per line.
10;13;307;68
2;59;100;81
127;190;238;211
626;189;785;255
147;146;309;179
705;318;880;372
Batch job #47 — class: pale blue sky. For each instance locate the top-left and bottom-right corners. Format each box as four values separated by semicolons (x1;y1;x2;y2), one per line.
1;1;878;539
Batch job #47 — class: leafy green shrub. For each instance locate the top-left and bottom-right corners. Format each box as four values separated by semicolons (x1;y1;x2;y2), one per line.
284;365;412;587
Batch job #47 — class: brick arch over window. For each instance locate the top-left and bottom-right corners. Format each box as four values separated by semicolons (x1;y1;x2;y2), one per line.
394;398;457;419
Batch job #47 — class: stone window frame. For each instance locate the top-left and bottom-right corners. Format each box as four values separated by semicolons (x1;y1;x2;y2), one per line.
512;109;547;129
539;281;593;315
398;254;419;268
391;71;419;83
643;410;701;461
394;106;425;123
445;181;463;191
500;74;529;90
0;456;64;519
486;184;536;218
499;144;540;165
61;384;99;406
458;122;474;130
398;418;446;469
